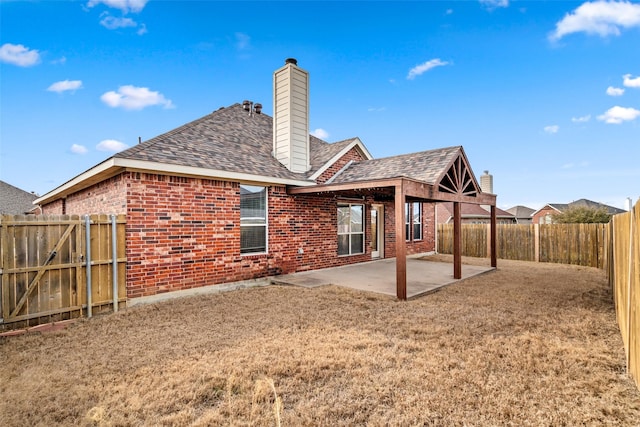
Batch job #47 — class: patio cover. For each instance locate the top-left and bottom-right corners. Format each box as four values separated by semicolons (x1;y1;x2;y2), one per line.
288;146;497;300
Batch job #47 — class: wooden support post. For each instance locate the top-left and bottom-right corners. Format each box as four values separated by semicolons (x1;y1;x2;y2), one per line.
453;201;462;279
395;183;407;300
490;205;497;268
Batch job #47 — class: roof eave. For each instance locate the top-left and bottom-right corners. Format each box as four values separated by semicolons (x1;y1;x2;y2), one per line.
35;158;314;206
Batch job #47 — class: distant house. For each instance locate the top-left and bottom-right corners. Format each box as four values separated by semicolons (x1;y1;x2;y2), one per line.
436;203;516;224
34;58;497;300
0;180;40;215
531;199;626;224
506;205;535;224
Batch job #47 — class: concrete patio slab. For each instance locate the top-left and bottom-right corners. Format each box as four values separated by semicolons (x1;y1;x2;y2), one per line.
272;257;495;299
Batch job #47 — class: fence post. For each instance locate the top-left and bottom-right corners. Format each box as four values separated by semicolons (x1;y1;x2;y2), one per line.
85;215;92;318
111;214;119;313
627;204;635;374
534;224;540;263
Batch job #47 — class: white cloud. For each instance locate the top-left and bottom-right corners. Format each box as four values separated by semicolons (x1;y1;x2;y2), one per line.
544;125;559;134
0;43;40;67
311;128;329;139
367;107;386;112
571;114;591;123
100;15;137;30
597;106;640;124
480;0;509;9
606;86;625;96
70;144;88;154
52;56;67;65
137;23;148;35
96;139;129;152
446;9;454;15
100;85;174;110
407;58;450;80
87;0;148;13
235;32;251;50
47;80;83;93
550;0;640;41
623;73;640;88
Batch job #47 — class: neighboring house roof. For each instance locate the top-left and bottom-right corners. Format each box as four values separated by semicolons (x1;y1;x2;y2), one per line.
531;199;626;217
0;180;38;214
331;146;462;184
437;202;515;223
35;104;373;205
506;205;535;218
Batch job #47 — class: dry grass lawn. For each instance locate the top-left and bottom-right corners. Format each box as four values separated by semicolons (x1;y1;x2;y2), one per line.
1;256;639;426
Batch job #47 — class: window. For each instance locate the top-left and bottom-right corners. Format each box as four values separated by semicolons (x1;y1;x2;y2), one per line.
405;202;422;241
240;185;267;254
412;202;422;240
338;204;364;255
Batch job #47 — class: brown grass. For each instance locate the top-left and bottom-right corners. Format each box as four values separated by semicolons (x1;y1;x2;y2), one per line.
1;256;639;426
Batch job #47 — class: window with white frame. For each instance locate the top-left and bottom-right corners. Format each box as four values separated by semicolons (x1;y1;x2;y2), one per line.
240;185;267;254
337;203;364;255
405;202;422;241
412;202;422;240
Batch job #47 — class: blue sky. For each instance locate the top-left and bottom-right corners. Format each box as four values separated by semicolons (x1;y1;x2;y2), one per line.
1;0;639;210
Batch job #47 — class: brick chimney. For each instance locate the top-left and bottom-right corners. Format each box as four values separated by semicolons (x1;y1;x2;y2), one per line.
273;58;310;173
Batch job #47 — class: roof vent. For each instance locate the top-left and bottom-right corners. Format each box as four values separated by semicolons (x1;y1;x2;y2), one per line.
242;100;262;116
285;58;298;65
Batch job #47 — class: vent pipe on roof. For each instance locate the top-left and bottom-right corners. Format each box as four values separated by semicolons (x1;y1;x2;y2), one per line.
273;58;310;173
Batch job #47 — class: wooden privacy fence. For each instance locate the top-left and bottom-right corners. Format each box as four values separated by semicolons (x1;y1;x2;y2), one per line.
437;223;608;268
0;214;126;330
606;201;639;390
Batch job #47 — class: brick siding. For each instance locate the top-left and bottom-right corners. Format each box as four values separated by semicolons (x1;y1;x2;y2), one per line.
316;147;366;183
41;170;436;299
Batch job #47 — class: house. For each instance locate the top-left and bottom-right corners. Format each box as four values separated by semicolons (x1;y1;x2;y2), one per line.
531;199;626;224
436;203;516;224
35;58;497;300
506;205;535;224
0;180;40;215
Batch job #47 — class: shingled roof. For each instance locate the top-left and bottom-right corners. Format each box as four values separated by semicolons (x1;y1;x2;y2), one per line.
116;103;342;181
331;146;462;184
0;180;38;214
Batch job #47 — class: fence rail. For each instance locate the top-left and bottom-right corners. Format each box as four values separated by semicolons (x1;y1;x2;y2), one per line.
0;214;126;330
437;223;607;268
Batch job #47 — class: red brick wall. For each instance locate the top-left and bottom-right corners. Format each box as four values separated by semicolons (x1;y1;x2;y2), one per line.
124;174;376;298
67;175;127;214
532;206;557;224
41;175;127;215
382;201;436;258
43;171;437;299
41;198;65;215
316;147;366;183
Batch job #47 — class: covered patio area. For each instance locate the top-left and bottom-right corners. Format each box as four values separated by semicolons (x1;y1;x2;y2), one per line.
272;256;494;299
289;146;497;300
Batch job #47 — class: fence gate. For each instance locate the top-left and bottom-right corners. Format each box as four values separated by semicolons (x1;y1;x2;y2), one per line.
0;214;126;331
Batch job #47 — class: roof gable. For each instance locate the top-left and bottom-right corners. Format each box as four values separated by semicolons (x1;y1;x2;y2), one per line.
435;147;481;197
331;146;465;185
